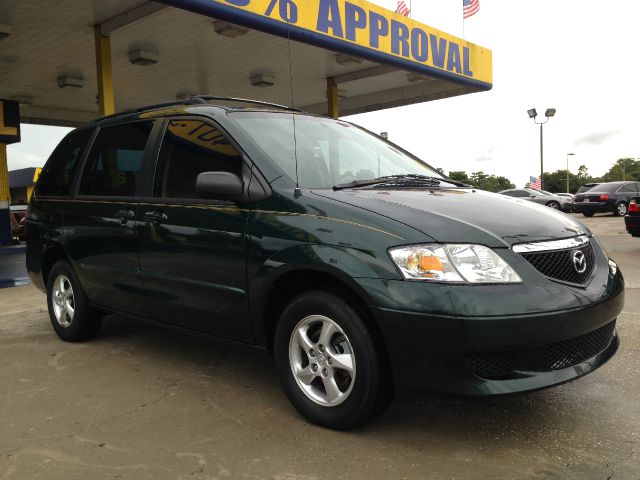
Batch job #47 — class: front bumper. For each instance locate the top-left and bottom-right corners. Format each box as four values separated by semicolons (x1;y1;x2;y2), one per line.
625;215;640;236
367;275;624;395
573;201;612;214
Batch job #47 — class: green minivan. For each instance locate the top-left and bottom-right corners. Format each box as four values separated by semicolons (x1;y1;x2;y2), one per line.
27;97;624;429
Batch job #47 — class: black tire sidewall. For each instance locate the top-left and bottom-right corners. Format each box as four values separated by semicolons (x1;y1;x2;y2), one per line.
274;290;384;429
46;261;99;342
583;212;595;217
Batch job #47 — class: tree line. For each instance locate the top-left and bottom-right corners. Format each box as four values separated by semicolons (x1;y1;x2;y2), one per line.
540;158;639;194
444;170;515;193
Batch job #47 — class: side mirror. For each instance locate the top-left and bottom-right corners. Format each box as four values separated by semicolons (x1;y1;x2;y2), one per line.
529;194;536;198
196;172;244;200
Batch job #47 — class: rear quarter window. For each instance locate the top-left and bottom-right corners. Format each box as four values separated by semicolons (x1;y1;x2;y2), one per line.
35;129;93;197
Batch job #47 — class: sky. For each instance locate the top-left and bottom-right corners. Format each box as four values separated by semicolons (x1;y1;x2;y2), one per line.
7;0;640;188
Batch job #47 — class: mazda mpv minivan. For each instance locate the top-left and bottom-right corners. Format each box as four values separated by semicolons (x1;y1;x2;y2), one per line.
27;97;624;429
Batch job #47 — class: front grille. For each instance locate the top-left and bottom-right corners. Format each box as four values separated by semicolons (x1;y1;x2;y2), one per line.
520;243;596;286
546;321;616;370
467;351;516;379
467;321;617;379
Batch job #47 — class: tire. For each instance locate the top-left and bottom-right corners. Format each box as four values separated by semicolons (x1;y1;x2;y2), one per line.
274;290;394;429
582;212;595;217
614;202;628;217
546;201;560;210
46;260;102;342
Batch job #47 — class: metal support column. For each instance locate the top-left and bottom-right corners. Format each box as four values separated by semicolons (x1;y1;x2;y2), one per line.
94;27;115;116
327;78;339;119
0;143;10;244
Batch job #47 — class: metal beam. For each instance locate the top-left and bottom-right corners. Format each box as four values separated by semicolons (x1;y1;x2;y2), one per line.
327;77;339;119
95;27;115;116
99;2;169;36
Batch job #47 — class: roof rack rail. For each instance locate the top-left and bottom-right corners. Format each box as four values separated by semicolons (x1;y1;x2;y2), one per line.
96;95;301;122
192;96;302;112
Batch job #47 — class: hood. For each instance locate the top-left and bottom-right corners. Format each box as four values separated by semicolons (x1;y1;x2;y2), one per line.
312;188;589;248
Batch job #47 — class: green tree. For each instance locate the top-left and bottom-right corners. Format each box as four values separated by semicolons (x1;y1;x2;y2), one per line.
601;158;640;182
447;170;515;192
448;171;470;183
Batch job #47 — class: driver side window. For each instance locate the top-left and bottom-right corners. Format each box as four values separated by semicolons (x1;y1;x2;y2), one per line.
154;119;243;199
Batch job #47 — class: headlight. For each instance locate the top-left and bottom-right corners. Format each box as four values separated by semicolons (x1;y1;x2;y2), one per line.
608;259;618;276
389;244;521;284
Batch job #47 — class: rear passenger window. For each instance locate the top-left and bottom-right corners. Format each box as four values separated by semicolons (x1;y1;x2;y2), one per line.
154;119;243;199
36;129;93;197
78;122;153;197
619;184;636;193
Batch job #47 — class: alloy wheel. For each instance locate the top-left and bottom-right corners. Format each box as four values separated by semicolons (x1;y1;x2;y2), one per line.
617;203;627;216
288;315;356;407
51;275;75;328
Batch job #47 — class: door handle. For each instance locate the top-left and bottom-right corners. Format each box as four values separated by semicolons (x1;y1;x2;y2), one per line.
115;209;136;224
144;211;168;224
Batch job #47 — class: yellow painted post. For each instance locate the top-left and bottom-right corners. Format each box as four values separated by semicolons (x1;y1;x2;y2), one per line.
327;77;339;119
0;143;10;243
94;27;115;116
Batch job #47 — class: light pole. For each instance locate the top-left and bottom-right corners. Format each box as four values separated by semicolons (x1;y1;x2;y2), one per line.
527;108;556;189
566;153;575;193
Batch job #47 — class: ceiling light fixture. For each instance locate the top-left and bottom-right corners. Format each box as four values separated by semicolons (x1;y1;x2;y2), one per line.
128;49;158;66
57;75;84;89
213;20;249;38
250;74;275;88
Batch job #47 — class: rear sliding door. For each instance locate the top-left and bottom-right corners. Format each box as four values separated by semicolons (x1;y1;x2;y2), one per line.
64;121;156;317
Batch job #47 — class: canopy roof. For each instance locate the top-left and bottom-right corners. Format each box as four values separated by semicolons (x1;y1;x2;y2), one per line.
0;0;493;127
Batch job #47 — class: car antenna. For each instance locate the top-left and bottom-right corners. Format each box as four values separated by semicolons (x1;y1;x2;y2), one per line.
286;22;301;199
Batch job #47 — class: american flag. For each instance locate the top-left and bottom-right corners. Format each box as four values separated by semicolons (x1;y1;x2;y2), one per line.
463;0;480;19
530;176;542;189
396;1;410;17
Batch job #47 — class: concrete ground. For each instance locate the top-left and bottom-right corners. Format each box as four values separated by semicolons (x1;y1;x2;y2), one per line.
1;214;638;480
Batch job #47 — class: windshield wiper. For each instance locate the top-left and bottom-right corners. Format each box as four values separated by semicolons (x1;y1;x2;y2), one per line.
333;174;469;191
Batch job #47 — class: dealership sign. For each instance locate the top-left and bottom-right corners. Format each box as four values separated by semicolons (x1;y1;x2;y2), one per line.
158;0;493;89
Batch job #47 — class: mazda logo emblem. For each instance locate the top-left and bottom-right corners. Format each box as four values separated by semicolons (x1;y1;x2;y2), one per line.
572;251;587;274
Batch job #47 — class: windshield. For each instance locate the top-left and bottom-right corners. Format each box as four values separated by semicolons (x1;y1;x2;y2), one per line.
231;112;447;189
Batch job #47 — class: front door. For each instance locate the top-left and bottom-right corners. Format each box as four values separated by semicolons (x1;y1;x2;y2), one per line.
137;118;252;341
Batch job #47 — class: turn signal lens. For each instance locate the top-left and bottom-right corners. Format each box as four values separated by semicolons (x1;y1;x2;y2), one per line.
389;244;521;284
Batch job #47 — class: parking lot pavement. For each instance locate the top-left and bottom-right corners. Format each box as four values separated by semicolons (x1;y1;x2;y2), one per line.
1;215;638;480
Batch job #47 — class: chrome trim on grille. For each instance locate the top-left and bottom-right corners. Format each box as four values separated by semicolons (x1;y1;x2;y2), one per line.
512;235;590;253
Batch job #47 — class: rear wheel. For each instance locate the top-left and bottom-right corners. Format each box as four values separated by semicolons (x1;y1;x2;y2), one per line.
546;201;560;210
582;212;595;217
274;290;393;429
615;202;628;216
46;261;102;342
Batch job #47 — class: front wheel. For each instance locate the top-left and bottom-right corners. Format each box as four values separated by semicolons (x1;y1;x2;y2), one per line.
546;201;561;210
274;290;393;429
615;202;628;216
46;261;102;342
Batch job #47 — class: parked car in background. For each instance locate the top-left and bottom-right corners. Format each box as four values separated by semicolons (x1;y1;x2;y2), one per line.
556;193;575;200
9;204;28;241
499;188;573;212
573;181;640;217
577;183;600;194
625;198;640;237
